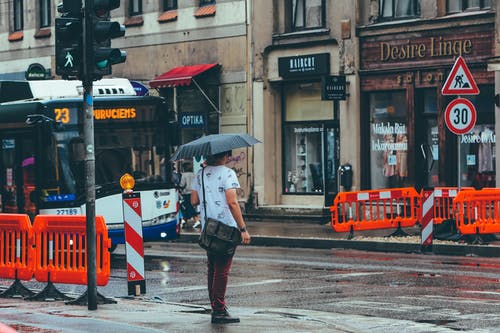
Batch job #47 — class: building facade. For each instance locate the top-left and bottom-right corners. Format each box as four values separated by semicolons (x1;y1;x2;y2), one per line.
357;1;497;192
0;0;255;200
251;0;359;209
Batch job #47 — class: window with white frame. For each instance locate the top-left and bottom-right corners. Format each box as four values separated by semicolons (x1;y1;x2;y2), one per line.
13;0;23;31
164;0;177;11
447;0;491;13
380;0;420;19
130;0;142;15
40;0;51;28
288;0;325;31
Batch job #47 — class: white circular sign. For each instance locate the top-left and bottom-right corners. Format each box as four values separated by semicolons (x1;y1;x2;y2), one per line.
444;98;477;135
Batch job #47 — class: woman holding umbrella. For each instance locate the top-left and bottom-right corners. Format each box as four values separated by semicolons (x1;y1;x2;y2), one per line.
191;150;251;324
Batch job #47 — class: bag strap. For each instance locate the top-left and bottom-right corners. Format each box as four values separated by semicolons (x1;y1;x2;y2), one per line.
201;166;208;224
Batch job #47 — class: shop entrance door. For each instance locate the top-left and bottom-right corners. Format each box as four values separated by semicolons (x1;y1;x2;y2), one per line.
414;89;440;190
324;122;339;206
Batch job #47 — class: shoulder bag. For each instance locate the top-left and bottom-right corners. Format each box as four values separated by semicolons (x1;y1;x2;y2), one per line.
198;167;242;256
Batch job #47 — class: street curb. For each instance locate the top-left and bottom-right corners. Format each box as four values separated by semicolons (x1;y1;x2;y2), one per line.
174;234;499;257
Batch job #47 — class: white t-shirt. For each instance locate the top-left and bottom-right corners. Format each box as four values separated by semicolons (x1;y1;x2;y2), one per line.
192;165;240;228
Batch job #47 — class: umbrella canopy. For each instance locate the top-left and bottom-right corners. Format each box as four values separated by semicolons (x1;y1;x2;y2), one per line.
170;133;260;161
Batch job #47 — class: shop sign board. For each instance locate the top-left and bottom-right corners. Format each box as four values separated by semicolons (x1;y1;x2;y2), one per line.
278;53;330;78
441;56;479;95
179;112;205;129
444;98;477;135
25;63;50;80
321;75;346;100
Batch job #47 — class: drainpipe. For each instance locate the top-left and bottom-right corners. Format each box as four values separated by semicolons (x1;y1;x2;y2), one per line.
246;0;255;209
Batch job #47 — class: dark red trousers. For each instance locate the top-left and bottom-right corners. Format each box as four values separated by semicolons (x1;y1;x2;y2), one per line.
207;252;233;312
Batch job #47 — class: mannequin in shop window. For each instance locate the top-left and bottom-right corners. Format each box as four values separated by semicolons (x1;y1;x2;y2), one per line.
395;133;408;186
469;125;495;189
382;134;397;187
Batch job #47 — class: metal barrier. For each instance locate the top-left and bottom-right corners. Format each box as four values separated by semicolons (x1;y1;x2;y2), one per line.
454;188;500;239
0;214;35;298
330;187;420;238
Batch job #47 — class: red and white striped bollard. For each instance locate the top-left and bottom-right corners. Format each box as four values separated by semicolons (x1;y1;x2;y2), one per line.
123;191;146;295
421;189;434;253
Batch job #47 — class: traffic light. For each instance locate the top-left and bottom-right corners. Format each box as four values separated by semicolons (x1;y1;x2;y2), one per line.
55;0;83;79
92;0;126;80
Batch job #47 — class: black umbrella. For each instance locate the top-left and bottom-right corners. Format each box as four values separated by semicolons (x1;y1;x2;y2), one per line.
170;133;261;161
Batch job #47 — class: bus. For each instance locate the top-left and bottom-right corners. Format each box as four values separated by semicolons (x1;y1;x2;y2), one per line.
0;79;180;250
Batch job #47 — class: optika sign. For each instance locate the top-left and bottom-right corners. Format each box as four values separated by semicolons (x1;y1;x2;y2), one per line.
380;37;472;62
179;112;205;129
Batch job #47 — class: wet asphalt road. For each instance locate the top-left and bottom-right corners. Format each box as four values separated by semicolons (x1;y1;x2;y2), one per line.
6;243;498;332
105;243;500;332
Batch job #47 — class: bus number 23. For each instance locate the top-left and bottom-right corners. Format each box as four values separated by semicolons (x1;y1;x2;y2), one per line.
54;108;71;124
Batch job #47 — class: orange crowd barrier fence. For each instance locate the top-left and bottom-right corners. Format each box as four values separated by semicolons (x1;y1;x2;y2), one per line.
0;214;35;298
0;214;34;282
32;215;111;287
429;187;474;225
330;187;420;238
454;188;500;237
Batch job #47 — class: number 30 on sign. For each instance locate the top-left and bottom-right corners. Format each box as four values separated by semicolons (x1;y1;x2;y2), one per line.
444;98;477;135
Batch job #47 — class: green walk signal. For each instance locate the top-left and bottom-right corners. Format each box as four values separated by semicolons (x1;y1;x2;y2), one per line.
91;0;126;80
55;1;83;79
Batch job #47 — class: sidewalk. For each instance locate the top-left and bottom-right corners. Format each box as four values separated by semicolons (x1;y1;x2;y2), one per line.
178;219;500;257
0;295;472;333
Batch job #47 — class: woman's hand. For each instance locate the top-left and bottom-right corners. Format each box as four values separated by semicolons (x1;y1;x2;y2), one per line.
241;230;251;245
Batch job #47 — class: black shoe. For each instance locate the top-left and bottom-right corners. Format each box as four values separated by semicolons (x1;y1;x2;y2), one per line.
211;308;240;324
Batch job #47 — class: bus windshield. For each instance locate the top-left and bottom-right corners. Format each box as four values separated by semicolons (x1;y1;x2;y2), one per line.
37;96;171;207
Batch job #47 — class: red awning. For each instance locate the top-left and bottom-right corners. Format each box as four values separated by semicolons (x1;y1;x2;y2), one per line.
149;63;219;89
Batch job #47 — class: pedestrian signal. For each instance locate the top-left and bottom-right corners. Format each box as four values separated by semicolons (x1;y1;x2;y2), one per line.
441;56;479;95
55;1;83;79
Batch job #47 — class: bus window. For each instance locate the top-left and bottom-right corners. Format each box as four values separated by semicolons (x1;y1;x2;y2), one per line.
69;138;85;192
95;148;132;184
1;139;17;212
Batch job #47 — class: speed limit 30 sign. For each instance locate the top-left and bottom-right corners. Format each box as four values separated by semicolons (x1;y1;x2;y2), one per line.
444;98;477;135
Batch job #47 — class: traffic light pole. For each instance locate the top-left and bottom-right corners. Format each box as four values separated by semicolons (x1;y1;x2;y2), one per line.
83;0;97;311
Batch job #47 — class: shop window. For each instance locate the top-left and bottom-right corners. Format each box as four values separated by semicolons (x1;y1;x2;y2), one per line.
447;0;491;13
200;0;215;5
283;82;331;194
164;0;177;11
40;0;51;28
460;85;495;189
285;82;331;121
284;124;324;193
13;0;23;31
380;0;420;19
286;0;325;32
369;91;408;189
130;0;142;16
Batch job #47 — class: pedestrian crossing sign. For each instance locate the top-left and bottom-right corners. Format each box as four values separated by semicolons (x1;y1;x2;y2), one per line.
441;56;479;95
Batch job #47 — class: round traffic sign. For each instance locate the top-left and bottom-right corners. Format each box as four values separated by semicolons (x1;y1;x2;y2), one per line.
444;98;477;135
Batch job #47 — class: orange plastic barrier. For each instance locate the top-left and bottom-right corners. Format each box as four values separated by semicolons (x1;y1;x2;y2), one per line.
330;187;420;235
429;187;474;225
454;188;500;235
0;214;34;281
32;215;111;286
